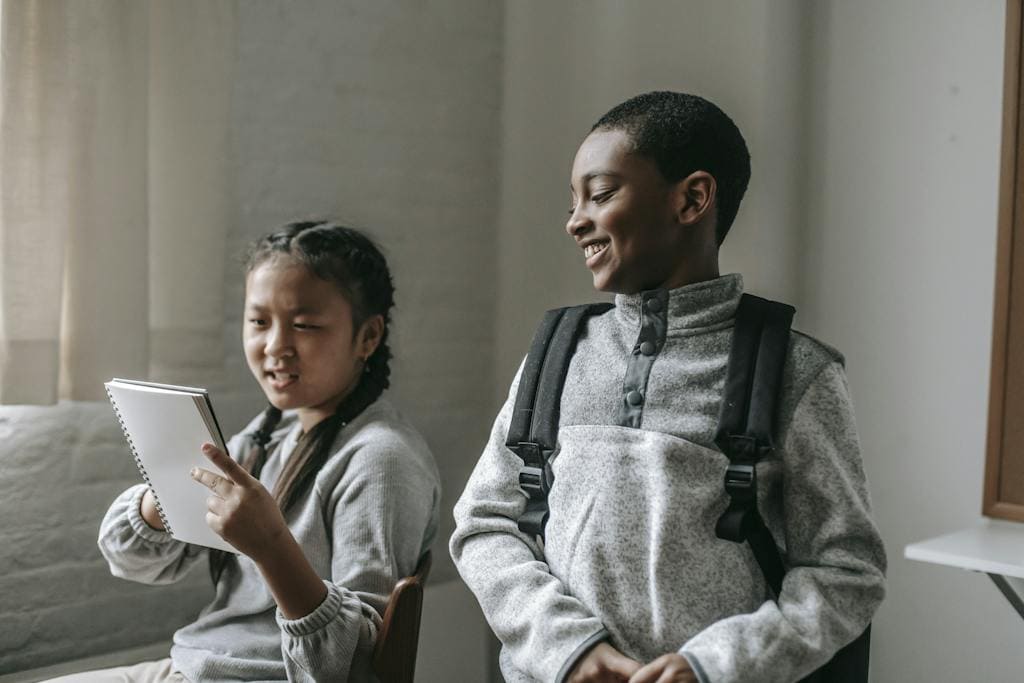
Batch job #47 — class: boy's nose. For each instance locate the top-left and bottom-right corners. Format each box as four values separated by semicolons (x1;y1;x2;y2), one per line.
565;206;591;238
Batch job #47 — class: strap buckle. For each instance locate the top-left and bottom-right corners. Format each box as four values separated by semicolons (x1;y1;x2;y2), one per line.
716;462;758;543
724;463;756;502
513;441;553;500
519;466;549;499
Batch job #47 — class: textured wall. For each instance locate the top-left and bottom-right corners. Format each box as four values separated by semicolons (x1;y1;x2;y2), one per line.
0;0;500;673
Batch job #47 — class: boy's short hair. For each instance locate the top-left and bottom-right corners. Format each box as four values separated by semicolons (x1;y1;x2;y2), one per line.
592;91;751;245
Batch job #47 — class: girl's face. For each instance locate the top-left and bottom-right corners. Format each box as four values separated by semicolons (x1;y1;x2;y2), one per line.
243;256;381;432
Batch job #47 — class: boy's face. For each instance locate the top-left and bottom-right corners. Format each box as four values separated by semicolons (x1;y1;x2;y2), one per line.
566;129;685;294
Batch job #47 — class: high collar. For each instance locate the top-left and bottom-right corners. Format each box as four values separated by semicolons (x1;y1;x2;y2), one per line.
614;273;744;331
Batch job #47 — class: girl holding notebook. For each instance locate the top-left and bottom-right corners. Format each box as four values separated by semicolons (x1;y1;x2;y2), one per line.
63;223;441;682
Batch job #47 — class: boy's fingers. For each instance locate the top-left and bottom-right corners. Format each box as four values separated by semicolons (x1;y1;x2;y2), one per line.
200;442;251;486
629;656;671;683
606;651;642;678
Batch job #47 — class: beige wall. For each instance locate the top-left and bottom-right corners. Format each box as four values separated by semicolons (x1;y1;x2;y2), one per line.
495;0;811;393
802;1;1024;680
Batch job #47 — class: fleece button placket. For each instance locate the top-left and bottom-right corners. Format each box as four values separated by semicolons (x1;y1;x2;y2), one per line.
617;289;668;427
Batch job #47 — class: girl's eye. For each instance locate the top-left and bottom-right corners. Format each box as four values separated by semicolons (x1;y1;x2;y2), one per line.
567;205;577;216
592;190;614;204
294;323;319;330
248;319;266;326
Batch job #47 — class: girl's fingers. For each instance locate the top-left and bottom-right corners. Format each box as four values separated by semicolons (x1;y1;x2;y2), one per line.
191;466;231;498
205;495;226;515
200;442;252;487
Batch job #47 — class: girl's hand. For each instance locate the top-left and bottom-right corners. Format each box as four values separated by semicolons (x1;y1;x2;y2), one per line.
190;442;290;562
139;488;166;530
628;654;697;683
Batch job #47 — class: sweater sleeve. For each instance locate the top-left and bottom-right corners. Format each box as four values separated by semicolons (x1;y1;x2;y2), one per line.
277;433;440;682
97;483;207;584
680;361;887;683
96;427;255;585
449;365;609;682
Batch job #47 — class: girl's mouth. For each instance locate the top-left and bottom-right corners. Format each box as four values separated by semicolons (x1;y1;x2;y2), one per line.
266;371;298;390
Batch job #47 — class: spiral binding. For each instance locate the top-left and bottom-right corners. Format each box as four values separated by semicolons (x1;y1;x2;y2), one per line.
105;386;174;535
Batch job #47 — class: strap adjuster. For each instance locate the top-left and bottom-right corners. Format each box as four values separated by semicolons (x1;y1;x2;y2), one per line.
513;441;554;500
724;463;756;499
717;463;758;542
519;466;548;499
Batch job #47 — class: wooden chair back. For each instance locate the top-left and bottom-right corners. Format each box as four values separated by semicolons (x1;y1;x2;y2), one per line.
372;550;432;683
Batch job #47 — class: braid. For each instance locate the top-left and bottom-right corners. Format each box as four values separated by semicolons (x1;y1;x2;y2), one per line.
208;221;395;587
271;224;394;511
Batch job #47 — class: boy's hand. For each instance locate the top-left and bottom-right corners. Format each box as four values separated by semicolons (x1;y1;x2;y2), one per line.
190;442;289;562
568;642;642;682
628;654;697;683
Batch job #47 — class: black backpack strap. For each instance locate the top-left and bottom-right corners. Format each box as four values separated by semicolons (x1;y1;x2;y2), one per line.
507;302;614;540
718;295;872;683
714;294;795;596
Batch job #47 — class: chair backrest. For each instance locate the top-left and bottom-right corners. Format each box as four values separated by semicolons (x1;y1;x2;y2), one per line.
372;550;432;683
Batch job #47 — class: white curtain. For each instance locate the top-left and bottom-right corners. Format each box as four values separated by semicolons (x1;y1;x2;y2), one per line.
0;0;235;404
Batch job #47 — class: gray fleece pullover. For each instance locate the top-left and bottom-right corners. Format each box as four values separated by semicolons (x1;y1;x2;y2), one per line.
450;274;886;683
99;398;441;682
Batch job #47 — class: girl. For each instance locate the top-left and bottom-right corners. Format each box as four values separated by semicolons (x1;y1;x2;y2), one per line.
68;222;441;682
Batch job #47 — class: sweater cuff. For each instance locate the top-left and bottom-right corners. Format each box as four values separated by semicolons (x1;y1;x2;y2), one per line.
681;650;711;683
127;485;176;544
276;580;344;637
555;628;610;683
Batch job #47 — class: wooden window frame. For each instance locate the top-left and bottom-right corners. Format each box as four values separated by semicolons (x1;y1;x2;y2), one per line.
985;0;1024;521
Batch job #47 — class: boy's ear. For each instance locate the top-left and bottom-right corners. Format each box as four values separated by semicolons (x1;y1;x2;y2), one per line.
357;314;385;360
673;170;717;227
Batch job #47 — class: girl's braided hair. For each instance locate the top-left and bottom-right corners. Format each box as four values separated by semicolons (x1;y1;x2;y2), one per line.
209;221;395;584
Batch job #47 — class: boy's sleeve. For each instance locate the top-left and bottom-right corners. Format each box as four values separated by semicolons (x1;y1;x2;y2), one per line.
277;434;439;682
450;365;610;683
680;361;887;683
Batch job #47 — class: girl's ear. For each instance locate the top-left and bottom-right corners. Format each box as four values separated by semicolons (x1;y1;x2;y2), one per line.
357;314;385;361
673;170;717;227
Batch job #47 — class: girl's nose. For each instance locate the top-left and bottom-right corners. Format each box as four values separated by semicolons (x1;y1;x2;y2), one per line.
265;325;295;359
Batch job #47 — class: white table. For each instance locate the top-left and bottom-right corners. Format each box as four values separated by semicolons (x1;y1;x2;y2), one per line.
905;519;1024;620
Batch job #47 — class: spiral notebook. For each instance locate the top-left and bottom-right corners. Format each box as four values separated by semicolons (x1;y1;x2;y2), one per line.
104;378;239;554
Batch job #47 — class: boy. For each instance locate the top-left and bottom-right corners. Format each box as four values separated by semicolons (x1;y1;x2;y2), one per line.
450;91;886;683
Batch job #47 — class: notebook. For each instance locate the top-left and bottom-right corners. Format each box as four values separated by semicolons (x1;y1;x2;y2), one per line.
104;378;239;554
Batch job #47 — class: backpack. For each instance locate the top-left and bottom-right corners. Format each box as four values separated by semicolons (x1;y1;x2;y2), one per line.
505;294;870;683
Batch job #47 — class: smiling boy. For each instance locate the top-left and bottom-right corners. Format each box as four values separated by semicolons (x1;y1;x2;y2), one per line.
450;92;886;683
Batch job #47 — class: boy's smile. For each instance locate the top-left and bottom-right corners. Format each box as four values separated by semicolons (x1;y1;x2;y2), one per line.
567;128;718;294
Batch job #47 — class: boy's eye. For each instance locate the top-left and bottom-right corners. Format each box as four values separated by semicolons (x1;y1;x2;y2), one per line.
567;205;577;216
293;323;320;330
592;190;614;204
248;318;266;326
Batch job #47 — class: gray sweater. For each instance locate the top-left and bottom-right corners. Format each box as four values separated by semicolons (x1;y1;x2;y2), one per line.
450;274;886;683
99;398;441;682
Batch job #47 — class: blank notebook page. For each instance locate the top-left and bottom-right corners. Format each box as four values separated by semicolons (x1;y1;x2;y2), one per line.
106;381;238;554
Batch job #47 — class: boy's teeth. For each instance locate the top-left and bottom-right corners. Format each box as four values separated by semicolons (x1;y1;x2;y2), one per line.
585;243;608;258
